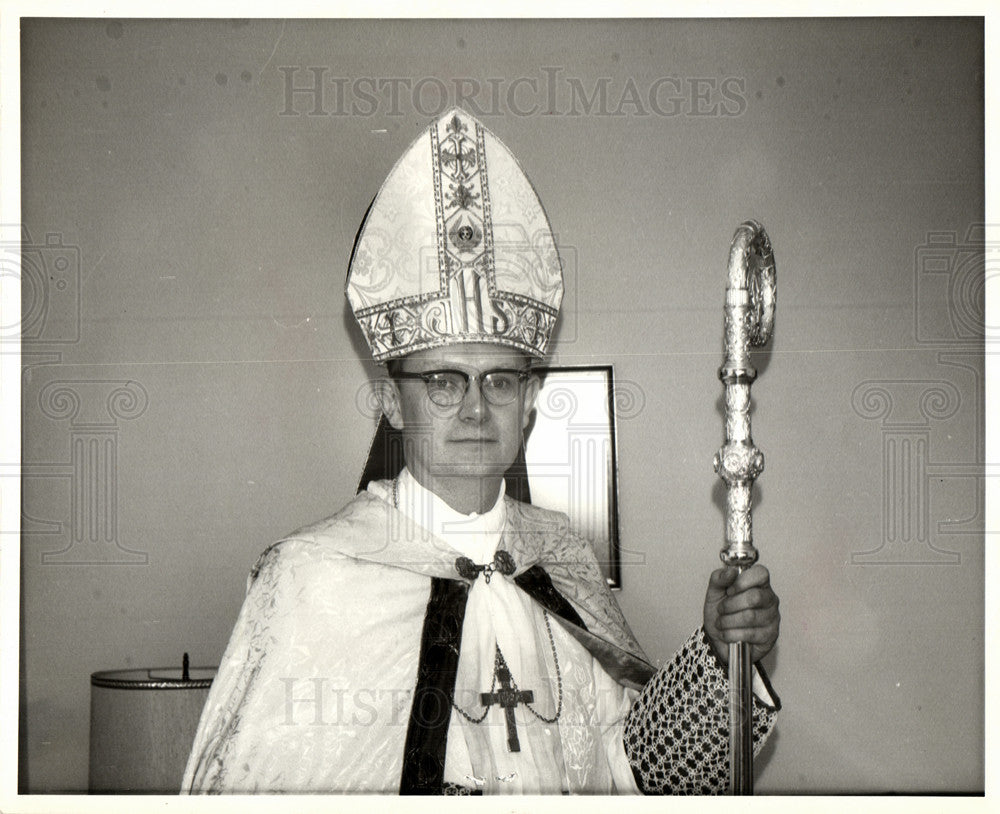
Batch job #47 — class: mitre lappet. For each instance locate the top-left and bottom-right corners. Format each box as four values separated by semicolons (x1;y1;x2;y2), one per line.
346;107;564;361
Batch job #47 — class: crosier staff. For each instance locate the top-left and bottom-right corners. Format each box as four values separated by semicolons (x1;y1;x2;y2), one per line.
712;221;776;795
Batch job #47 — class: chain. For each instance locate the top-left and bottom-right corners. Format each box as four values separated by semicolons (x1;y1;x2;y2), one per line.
455;612;562;727
505;611;563;724
392;478;562;726
451;650;499;724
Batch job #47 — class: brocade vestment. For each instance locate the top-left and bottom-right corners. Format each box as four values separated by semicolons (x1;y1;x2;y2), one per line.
182;470;778;794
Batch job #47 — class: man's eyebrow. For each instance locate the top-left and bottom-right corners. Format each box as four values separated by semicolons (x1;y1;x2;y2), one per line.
403;365;530;374
399;367;465;375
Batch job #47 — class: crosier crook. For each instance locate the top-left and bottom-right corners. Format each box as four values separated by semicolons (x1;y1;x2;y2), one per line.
713;220;776;795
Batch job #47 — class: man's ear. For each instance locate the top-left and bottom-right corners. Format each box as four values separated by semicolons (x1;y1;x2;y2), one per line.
374;376;404;430
521;372;541;430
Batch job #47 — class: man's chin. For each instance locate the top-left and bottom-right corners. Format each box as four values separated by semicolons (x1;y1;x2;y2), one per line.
430;464;510;478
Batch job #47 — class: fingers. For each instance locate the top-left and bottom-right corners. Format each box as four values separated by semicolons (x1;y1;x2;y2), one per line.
719;586;779;615
706;563;780;663
711;625;776;645
726;564;771;595
715;603;779;631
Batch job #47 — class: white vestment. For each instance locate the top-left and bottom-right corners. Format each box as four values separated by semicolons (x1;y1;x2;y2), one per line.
182;469;777;794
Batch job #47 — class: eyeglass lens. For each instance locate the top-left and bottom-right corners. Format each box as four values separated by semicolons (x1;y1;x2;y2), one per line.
424;370;523;407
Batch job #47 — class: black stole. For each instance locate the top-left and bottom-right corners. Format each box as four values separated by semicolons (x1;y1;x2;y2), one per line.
398;565;587;794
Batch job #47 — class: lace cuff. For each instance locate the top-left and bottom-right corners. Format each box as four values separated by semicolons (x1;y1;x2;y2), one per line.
622;627;779;795
441;781;481;795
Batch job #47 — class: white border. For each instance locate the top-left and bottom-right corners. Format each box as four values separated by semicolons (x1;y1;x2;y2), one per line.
1;2;994;812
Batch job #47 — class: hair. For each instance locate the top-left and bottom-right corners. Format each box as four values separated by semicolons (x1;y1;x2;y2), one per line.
384;349;538;377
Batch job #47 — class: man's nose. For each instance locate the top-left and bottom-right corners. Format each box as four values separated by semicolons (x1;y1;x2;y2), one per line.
457;377;487;421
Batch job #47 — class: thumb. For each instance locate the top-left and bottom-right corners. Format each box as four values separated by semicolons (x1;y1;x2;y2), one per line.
706;566;738;601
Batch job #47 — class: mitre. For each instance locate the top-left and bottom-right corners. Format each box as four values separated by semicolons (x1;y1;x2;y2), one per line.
346;107;564;361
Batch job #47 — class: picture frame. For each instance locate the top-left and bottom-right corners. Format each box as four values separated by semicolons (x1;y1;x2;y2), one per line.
524;365;623;589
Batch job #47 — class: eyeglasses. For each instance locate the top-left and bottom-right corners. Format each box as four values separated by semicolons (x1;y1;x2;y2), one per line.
391;368;531;407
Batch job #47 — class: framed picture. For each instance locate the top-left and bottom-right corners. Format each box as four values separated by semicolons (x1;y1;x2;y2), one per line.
524;366;622;588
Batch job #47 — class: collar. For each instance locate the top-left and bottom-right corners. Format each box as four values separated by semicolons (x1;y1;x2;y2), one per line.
395;468;507;563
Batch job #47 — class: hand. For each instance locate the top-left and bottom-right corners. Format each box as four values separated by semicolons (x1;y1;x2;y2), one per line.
703;564;780;665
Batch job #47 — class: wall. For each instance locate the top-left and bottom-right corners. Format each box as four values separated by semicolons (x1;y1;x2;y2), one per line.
16;17;984;793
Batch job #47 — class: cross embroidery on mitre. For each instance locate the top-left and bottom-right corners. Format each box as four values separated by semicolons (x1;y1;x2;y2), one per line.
433;113;497;338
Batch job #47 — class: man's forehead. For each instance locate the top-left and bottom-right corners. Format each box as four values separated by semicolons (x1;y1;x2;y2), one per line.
399;342;531;370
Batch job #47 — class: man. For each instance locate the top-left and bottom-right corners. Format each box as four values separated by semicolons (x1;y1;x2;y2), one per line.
182;108;780;795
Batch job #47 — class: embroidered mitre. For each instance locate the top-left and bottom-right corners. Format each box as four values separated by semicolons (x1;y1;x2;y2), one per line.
346;108;564;361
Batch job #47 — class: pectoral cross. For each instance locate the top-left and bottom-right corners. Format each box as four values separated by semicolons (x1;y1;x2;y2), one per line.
480;659;534;753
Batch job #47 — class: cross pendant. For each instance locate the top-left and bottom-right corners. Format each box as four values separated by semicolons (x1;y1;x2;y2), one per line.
480;661;534;752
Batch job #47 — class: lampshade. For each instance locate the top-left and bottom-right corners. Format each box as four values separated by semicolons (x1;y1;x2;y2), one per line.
89;664;214;793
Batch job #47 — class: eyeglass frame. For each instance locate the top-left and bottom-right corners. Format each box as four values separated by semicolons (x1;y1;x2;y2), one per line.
389;367;534;408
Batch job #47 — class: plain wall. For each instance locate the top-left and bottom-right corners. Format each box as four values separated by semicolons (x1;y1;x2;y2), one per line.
17;17;984;793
